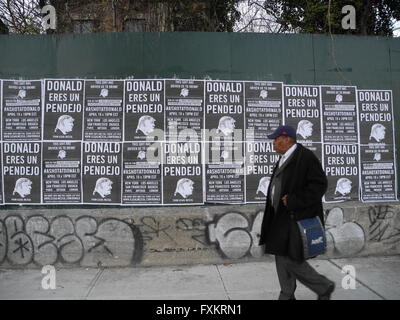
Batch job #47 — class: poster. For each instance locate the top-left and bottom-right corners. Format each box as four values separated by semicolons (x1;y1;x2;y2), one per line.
205;81;244;141
84;80;124;141
323;143;359;202
2;80;42;141
122;142;162;205
205;141;244;203
284;85;321;143
82;142;121;204
2;142;42;204
0;76;398;207
245;141;279;203
358;90;397;201
165;79;204;141
245;81;283;141
42;142;82;203
163;142;203;205
0;79;1;140
124;80;164;142
321;85;358;143
43;79;84;141
0;143;3;204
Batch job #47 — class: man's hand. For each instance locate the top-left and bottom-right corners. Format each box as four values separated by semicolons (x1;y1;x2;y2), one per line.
281;195;288;207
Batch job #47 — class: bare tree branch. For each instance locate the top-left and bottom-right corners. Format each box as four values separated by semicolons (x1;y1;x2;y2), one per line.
0;0;43;33
234;0;290;33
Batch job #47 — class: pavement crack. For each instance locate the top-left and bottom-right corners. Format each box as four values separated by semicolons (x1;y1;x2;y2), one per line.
328;259;387;300
215;264;231;300
83;268;104;300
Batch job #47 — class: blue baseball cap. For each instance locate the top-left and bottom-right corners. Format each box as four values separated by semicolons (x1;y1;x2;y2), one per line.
267;125;296;139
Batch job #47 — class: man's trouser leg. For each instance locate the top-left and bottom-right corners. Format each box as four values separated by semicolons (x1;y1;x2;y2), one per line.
275;255;297;300
282;255;333;296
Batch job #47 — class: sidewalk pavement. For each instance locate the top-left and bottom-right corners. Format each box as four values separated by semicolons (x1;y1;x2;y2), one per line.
0;255;399;300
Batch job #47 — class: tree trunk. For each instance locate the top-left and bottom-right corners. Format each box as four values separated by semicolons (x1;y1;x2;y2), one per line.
360;0;371;35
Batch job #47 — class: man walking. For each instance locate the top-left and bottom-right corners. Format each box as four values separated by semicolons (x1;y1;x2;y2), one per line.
259;125;335;300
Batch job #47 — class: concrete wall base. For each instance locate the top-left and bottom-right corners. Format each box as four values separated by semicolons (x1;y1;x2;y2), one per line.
1;201;399;268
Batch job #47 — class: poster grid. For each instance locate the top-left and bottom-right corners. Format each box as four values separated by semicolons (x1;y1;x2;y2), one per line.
0;78;397;206
245;81;284;203
358;90;398;202
320;85;360;203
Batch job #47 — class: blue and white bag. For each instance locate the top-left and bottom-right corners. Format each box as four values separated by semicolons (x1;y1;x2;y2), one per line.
297;216;326;259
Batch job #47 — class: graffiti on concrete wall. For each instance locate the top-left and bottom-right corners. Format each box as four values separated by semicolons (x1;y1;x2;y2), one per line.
1;203;399;267
0;215;143;267
134;216;175;245
368;205;400;245
176;217;208;246
325;207;365;256
206;211;264;259
205;207;373;260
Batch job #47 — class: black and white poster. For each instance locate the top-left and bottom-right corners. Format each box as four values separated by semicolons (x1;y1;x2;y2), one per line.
323;144;359;202
205;81;244;141
358;90;397;201
124;80;164;142
284;85;321;143
245;141;279;203
165;79;204;141
2;80;42;141
42;142;82;203
358;90;394;145
82;142;121;204
122;142;162;205
2;142;41;204
0;76;398;207
321;86;358;143
0;79;2;140
205;141;244;203
84;80;124;141
43;79;84;141
245;81;283;141
163;142;203;205
360;144;397;202
0;143;3;204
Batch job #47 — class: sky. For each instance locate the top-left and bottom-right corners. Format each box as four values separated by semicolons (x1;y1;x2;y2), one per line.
394;21;400;37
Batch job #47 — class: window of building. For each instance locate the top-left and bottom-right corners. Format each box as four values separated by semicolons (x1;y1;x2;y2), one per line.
124;19;146;32
73;20;95;34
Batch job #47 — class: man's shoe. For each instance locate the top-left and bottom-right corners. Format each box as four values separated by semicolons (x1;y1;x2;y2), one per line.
318;282;335;300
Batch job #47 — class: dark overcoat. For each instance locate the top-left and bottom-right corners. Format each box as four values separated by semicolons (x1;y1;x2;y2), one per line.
258;143;328;259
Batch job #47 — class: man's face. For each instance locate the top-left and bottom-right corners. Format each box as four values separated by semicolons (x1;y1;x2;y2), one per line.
304;123;313;137
227;119;235;131
101;181;112;196
21;181;32;196
342;181;352;194
144;118;155;132
65;118;74;132
376;127;385;140
273;136;292;154
185;182;194;195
